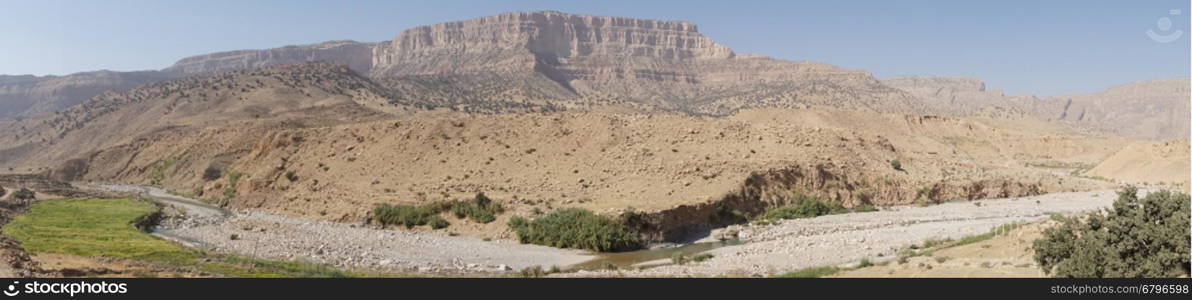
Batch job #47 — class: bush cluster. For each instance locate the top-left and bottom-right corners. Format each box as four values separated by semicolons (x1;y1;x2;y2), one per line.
451;192;503;223
760;195;848;220
508;208;639;252
1033;187;1190;277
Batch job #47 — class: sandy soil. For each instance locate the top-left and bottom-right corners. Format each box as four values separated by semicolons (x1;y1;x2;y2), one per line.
831;222;1050;278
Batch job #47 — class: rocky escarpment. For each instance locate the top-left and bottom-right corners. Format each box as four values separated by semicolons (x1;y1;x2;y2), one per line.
371;10;734;76
163;40;377;76
369;10;908;114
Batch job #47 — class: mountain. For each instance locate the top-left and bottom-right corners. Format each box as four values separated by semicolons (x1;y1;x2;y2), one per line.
0;71;173;119
370;11;917;114
882;76;1190;140
0;41;379;120
0;62;400;170
0;10;1185;139
1041;78;1190;140
163;40;377;76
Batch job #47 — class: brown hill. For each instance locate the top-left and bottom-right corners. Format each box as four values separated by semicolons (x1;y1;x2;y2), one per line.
1087;139;1190;190
0;71;172;119
0;62;403;171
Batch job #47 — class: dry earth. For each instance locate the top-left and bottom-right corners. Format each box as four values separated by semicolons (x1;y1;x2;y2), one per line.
830;222;1051;278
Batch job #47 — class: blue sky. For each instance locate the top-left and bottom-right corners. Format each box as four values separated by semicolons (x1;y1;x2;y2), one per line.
1;0;1187;96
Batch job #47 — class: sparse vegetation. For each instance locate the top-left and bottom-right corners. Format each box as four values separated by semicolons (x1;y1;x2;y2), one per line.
778;266;841;278
428;215;450;229
759;195;847;220
284;170;298;182
372;202;448;229
13;187;35;200
1033;187;1190;277
372;192;503;229
451;192;503;223
890;159;903;171
507;208;639;252
223;171;242;199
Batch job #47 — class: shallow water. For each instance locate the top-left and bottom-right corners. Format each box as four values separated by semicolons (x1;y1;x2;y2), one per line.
572;239;742;270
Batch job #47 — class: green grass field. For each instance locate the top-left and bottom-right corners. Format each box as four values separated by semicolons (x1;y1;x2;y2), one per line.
3;198;379;278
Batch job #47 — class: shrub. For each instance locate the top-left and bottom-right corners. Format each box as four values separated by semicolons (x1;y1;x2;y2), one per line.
519;266;548;277
451;192;503;223
428;215;450;229
1033;187;1190;277
890;159;903;171
508;208;639;252
372;203;441;228
778;266;840;278
692;253;714;262
671;252;688;265
13;188;35;200
284;171;298;182
760;195;846;220
854;204;879;213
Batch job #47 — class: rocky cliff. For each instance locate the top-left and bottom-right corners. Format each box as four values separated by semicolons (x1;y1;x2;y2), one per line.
370;10;904;114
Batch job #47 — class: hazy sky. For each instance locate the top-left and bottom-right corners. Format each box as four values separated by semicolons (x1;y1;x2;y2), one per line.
1;0;1188;96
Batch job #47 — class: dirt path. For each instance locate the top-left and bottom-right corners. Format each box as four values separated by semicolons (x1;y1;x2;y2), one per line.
566;189;1121;277
76;184;229;218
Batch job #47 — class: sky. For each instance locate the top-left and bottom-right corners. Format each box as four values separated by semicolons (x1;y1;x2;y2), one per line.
0;0;1188;96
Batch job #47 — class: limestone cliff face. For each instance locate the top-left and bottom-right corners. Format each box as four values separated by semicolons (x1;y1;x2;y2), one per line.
369;11;898;114
371;11;733;76
164;40;377;75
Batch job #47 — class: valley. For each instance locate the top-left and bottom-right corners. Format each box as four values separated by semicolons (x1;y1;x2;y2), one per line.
0;10;1187;278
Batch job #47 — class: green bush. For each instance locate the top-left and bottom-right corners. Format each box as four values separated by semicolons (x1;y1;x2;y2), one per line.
451;192;503;223
760;195;847;220
778;266;841;278
1033;187;1190;277
428;215;450;229
372;204;439;228
284;171;298;182
13;187;35;200
508;208;639;252
890;159;903;171
372;193;505;229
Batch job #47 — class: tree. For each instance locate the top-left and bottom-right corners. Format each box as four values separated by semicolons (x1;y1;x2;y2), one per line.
1034;187;1190;277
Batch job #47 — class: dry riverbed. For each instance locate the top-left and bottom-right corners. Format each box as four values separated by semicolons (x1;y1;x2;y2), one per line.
563;189;1120;277
83;184;1121;277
